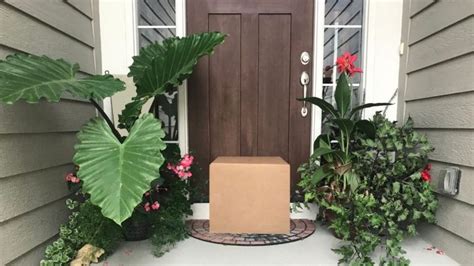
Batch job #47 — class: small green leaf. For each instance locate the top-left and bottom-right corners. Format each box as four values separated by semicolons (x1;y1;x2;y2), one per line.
392;182;400;194
313;134;331;151
345;171;360;192
355;120;376;139
311;167;332;185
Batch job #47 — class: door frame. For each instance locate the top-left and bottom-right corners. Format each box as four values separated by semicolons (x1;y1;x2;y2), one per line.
130;0;371;155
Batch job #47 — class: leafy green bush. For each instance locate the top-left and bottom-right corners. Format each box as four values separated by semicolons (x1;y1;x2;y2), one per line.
301;113;438;265
40;199;122;266
149;144;193;256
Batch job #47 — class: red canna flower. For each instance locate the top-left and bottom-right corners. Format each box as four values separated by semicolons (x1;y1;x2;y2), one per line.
336;52;363;77
421;164;432;182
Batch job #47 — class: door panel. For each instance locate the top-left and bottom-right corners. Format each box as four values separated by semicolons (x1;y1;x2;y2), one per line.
257;15;291;161
209;15;241;160
187;0;313;200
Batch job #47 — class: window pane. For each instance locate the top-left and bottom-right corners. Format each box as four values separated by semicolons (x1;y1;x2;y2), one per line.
138;0;176;26
325;0;364;25
151;92;179;141
323;27;362;84
138;28;176;48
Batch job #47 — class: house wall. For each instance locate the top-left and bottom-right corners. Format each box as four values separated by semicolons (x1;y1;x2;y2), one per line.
397;0;474;265
0;1;101;264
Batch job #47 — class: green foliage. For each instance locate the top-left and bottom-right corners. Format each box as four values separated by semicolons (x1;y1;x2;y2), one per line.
40;199;122;266
150;144;193;256
0;54;125;104
0;32;224;226
119;32;226;130
298;70;388;195
74;114;167;225
301;113;438;265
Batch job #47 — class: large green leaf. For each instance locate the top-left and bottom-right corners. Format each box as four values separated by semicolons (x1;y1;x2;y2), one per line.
334;72;351;117
74;113;166;225
0;54;125;104
299;97;339;118
130;32;226;97
120;32;226;130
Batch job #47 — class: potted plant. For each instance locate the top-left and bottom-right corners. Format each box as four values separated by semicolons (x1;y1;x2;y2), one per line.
0;32;224;225
297;52;391;225
327;114;438;264
0;32;225;265
298;53;438;264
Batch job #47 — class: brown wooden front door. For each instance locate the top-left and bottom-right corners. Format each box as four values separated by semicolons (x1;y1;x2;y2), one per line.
187;0;313;200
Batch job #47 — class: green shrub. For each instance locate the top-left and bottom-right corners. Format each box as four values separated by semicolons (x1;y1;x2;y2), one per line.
40;199;122;266
300;113;438;265
149;144;193;256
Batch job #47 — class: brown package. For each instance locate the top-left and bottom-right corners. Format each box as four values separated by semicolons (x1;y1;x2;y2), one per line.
209;156;290;234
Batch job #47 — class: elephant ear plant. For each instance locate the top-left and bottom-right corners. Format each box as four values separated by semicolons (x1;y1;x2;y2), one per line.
298;52;391;198
0;32;226;225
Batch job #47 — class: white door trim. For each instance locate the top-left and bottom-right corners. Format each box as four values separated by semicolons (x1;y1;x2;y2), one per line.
310;0;325;154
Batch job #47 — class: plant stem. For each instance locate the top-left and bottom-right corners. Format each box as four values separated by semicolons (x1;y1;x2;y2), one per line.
89;98;123;141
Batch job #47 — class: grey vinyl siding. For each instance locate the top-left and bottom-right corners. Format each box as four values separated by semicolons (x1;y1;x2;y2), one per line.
0;0;101;264
398;0;474;265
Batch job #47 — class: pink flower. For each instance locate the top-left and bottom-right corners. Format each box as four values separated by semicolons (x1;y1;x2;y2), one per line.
336;52;362;77
144;191;150;197
180;154;194;168
65;173;80;183
65;173;74;181
151;201;160;210
144;202;151;212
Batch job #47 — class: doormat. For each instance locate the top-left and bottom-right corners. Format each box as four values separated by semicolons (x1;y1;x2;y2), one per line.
186;219;315;246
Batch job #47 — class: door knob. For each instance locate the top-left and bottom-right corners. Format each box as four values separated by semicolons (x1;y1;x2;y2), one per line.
300;71;310;117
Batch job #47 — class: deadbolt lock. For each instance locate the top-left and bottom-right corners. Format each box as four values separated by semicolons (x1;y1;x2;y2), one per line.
300;51;310;65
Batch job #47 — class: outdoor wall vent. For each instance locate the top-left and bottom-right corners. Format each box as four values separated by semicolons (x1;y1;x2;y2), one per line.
438;167;461;196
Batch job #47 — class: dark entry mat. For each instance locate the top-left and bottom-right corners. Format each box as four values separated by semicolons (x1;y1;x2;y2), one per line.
186;219;315;246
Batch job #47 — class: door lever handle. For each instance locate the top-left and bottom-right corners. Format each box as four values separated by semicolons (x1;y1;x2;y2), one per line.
300;71;310;117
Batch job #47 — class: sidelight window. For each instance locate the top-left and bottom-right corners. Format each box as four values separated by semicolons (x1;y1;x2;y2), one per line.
136;0;179;143
322;0;365;109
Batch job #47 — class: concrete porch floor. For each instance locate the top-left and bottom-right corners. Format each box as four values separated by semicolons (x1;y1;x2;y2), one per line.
99;222;458;265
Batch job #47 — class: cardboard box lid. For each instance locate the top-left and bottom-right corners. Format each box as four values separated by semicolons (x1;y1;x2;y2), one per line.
211;156;288;165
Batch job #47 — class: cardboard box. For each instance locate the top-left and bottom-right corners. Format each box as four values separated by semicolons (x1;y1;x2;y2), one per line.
209;156;290;234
